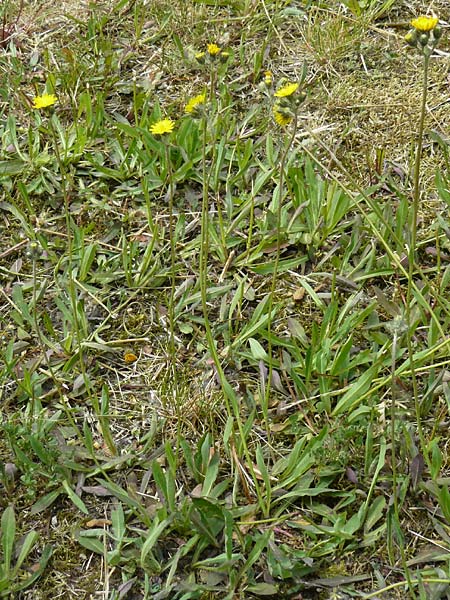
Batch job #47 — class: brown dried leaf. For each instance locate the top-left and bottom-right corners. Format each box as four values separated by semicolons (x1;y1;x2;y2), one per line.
81;485;113;496
410;453;425;490
85;518;112;528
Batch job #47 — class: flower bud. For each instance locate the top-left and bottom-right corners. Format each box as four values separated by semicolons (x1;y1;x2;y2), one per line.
28;241;40;259
433;26;443;40
405;30;418;47
295;92;307;106
264;70;273;86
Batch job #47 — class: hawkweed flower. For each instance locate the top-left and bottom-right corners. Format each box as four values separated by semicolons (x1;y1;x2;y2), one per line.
196;43;229;67
150;118;175;135
274;82;299;98
185;93;206;116
406;15;441;53
207;43;221;56
273;105;293;127
410;15;439;32
33;93;58;109
271;79;306;127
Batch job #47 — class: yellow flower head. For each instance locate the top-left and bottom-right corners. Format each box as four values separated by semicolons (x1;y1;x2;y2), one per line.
273;107;292;127
150;119;175;135
207;43;221;56
185;93;206;114
274;82;299;98
264;71;273;85
195;51;205;61
32;94;58;109
410;15;439;32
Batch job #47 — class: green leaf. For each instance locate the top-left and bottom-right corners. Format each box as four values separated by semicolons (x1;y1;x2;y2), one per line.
332;366;379;416
249;337;267;361
364;496;386;533
438;485;450;523
0;159;27;176
1;505;16;575
13;531;39;574
79;243;97;281
190;498;225;546
111;503;125;543
77;535;106;555
140;515;173;566
62;480;89;515
14;544;52;592
202;451;220;497
246;582;279;595
30;489;62;515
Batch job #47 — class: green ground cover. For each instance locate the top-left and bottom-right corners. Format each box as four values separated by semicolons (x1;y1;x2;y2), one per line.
1;0;450;597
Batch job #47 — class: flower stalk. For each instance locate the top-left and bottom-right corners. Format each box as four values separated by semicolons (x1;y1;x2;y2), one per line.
404;15;442;461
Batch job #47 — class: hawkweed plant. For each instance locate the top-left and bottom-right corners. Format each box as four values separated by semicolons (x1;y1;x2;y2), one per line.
190;45;233;414
263;76;306;439
149;118;178;393
404;15;442;459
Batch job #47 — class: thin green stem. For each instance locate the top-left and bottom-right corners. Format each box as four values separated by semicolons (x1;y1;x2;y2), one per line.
406;52;430;461
363;578;450;599
165;141;177;377
163;138;182;463
264;118;298;442
390;332;398;515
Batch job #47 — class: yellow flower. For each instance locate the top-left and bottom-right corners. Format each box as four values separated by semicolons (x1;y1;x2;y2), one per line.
150;119;175;135
195;51;205;61
207;43;221;56
274;82;299;98
273;108;292;127
185;93;206;114
410;16;439;32
32;94;58;109
264;71;273;85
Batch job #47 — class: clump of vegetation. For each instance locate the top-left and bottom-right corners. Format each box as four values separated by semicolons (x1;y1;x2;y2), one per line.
1;0;450;598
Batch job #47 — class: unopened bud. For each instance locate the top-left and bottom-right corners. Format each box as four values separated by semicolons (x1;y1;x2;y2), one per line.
405;30;418;47
433;26;443;40
295;92;307;106
28;241;40;259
